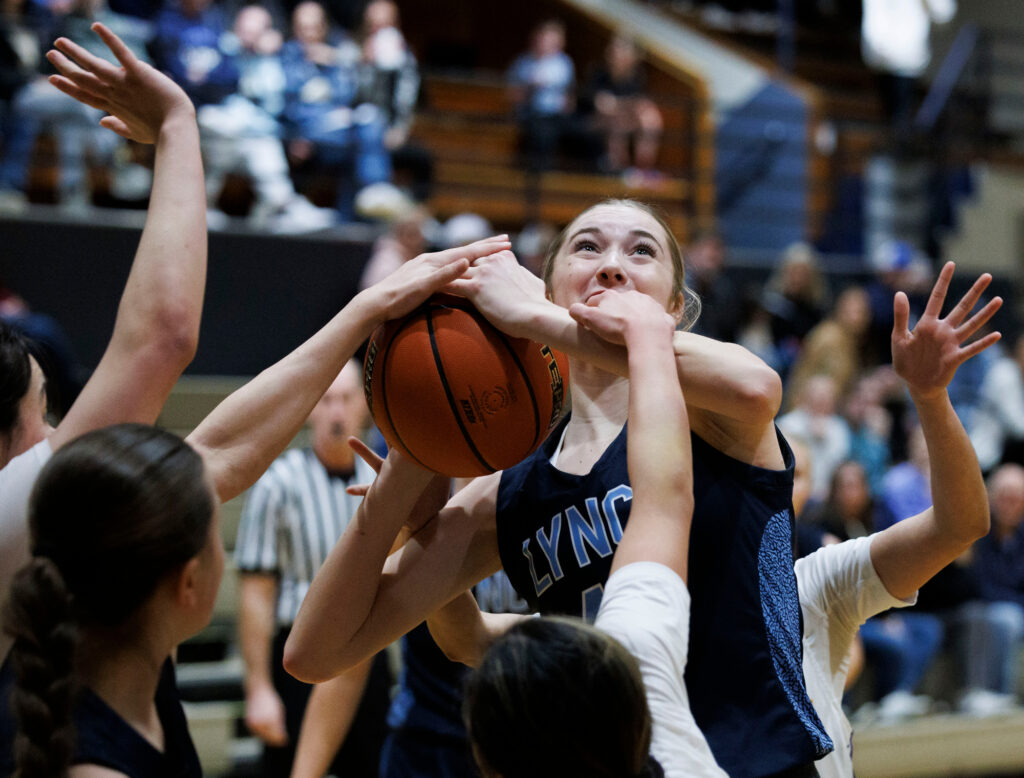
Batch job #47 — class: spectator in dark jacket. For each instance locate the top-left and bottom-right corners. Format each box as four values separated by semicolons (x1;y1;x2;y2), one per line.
957;463;1024;715
281;0;389;220
151;0;237;108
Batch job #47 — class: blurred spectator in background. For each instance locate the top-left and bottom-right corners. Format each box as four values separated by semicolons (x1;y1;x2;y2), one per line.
197;4;335;232
842;372;893;495
857;608;945;724
235;363;390;777
582;34;662;184
687;229;738;342
282;0;391;220
958;464;1024;715
515;220;556;277
0;0;44;211
806;459;896;543
15;0;149;209
762;241;830;377
439;211;491;252
356;0;430;201
971;333;1024;473
0;277;81;417
880;422;931;525
790;434;831;557
861;0;956;144
507;19;575;172
865;239;931;365
735;290;783;373
779;374;851;501
358;202;429;290
785;285;873;412
358;0;412;151
152;0;235;107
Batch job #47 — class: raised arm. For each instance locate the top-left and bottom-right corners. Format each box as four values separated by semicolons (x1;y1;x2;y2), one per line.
448;252;781;453
569;289;693;579
185;237;508;502
45;23;206;451
870;262;1003;600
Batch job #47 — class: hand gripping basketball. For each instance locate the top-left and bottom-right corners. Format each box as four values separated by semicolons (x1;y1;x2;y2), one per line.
363;294;569;477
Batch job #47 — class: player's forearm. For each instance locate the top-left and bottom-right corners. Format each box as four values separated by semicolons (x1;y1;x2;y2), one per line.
427;590;487;666
238;578;279;693
290;660;373;778
627;335;690;509
428;591;528;668
187;292;381;502
111;109;205;366
914;388;990;546
516;300;779;423
613;333;693;578
671;331;781;423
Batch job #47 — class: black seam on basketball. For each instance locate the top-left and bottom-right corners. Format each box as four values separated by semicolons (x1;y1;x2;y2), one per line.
492;330;541;450
426;305;495;473
380;317;433;473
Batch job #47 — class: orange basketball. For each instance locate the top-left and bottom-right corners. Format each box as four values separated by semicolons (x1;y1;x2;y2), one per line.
363;294;570;477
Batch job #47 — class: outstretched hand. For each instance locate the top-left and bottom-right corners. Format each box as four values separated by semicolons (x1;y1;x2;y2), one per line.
46;22;194;143
367;236;511;325
568;289;676;346
892;261;1002;400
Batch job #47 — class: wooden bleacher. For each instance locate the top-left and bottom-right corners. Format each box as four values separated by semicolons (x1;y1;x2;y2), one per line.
412;72;696;237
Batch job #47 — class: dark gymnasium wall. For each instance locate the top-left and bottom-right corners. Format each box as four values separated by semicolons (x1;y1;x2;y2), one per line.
1;216;372;375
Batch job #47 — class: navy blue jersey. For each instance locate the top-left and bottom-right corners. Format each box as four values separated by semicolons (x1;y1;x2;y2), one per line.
387;621;468;741
0;657;200;778
496;417;832;778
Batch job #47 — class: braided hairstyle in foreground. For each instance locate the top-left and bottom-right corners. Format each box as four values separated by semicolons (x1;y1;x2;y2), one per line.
2;424;214;778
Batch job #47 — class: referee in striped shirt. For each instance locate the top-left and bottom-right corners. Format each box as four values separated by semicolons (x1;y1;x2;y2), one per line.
235;360;390;777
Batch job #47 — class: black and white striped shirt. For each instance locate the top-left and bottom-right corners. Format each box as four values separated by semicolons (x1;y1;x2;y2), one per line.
234;447;375;626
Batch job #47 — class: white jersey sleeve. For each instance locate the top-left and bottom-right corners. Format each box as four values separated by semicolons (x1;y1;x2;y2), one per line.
0;439;53;662
796;535;916;778
595;561;727;778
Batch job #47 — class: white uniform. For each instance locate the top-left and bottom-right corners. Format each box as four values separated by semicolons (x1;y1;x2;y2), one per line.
796;536;915;777
0;439;53;662
595;561;727;778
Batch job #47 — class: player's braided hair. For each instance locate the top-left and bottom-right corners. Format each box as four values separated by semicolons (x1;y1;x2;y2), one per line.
3;424;214;777
3;559;79;778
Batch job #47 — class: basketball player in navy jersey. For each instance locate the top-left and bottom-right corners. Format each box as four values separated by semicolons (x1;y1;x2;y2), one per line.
296;286;728;777
288;200;831;777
